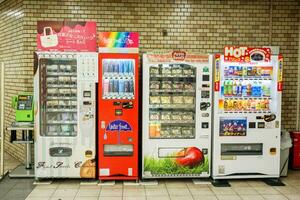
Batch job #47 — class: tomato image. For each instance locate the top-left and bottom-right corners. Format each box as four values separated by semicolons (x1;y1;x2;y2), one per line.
176;147;204;167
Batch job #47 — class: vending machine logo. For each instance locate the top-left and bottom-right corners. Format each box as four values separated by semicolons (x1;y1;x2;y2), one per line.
224;46;271;62
106;120;132;131
172;51;186;61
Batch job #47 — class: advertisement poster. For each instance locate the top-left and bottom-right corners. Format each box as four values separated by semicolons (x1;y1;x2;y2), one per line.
144;147;209;175
219;117;247;136
37;21;97;52
224;46;271;62
98;32;139;48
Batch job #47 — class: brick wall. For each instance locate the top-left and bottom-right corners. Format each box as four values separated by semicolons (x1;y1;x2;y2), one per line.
0;0;299;162
0;0;28;162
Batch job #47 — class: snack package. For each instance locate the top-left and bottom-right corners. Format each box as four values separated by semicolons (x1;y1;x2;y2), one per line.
183;96;194;104
182;127;194;138
172;65;182;76
171;127;182;137
161;81;172;90
150;66;160;75
161;65;172;76
171;112;182;121
161;96;171;104
160;127;171;137
47;65;58;72
149;112;160;121
150;81;160;90
161;112;171;121
150;96;161;104
184;83;194;90
182;112;194;121
173;82;184;90
172;96;184;104
183;67;194;76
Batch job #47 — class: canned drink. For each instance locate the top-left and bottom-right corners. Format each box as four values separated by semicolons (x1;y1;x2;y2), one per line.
103;60;108;74
124;79;130;93
114;61;119;74
109;79;114;93
103;79;109;95
128;60;134;74
119;79;125;94
129;79;134;93
113;79;119;93
123;61;129;74
119;61;124;74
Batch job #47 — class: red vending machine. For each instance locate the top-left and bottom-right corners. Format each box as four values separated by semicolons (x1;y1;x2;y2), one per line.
97;32;139;180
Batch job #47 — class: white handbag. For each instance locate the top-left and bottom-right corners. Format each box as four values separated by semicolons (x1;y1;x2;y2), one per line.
40;27;58;48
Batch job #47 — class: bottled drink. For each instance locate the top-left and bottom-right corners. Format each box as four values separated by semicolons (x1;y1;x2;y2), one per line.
237;81;242;96
257;81;262;97
246;82;252;96
129;79;134;93
119;79;125;95
243;66;247;76
228;80;233;96
119;61;124;74
224;81;228;96
124;80;130;93
124;61;129;74
113;79;119;93
232;81;237;96
103;79;109;96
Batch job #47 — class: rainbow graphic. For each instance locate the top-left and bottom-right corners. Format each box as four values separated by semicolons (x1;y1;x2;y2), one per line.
98;32;139;48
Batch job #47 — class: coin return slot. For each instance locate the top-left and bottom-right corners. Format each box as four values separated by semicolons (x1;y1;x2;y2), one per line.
83;101;92;105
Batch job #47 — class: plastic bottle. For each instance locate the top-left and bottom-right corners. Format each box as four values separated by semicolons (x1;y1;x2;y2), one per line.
232;81;237;96
238;81;243;96
243;66;247;76
228;80;233;96
257;81;262;97
224;81;228;96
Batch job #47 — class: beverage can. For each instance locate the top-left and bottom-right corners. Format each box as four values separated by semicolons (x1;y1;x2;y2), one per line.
124;61;129;74
119;61;124;74
129;79;134;93
113;79;119;93
119;79;125;94
109;79;114;93
124;79;130;93
103;79;109;96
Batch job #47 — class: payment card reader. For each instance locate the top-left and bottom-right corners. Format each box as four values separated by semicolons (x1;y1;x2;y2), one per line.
12;93;34;122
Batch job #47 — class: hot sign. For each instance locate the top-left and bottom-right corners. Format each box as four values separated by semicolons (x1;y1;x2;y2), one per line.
224;46;271;62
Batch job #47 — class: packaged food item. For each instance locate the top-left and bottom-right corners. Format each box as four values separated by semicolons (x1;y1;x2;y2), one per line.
150;81;160;90
47;88;58;96
182;112;194;121
150;66;159;75
47;100;59;107
173;82;184;90
161;96;171;104
183;96;194;104
182;127;194;138
48;125;59;132
161;112;171;121
171;112;182;121
150;96;161;104
58;76;71;84
149;124;161;138
183;67;194;76
171;127;182;137
61;113;71;121
171;65;182;76
47;65;58;72
160;127;171;137
172;96;184;104
149;112;160;121
161;65;172;76
47;77;58;84
161;81;172;90
61;124;72;132
184;83;194;90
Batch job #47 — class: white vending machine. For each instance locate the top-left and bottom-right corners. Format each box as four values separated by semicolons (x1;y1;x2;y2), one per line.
142;51;213;178
34;52;98;178
212;47;283;181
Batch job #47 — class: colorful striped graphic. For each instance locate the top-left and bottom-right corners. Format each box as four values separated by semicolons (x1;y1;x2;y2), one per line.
98;32;139;48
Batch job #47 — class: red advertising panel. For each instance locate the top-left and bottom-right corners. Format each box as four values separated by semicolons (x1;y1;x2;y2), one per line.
37;21;97;52
224;46;271;62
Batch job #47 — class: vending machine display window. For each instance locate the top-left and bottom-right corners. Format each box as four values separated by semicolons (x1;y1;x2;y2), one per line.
39;58;78;137
102;59;135;100
148;64;196;139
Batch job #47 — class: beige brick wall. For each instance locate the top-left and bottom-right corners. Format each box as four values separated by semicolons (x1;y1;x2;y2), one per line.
0;0;29;162
0;0;299;162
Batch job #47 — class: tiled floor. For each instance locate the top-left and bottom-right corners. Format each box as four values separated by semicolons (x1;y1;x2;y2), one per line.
22;170;300;200
0;175;35;200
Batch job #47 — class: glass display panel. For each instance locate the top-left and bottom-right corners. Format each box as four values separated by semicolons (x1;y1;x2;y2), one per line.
39;58;78;137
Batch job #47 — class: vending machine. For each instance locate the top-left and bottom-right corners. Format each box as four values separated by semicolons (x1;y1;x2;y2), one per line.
34;52;98;178
212;47;283;180
142;51;213;178
97;32;139;180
